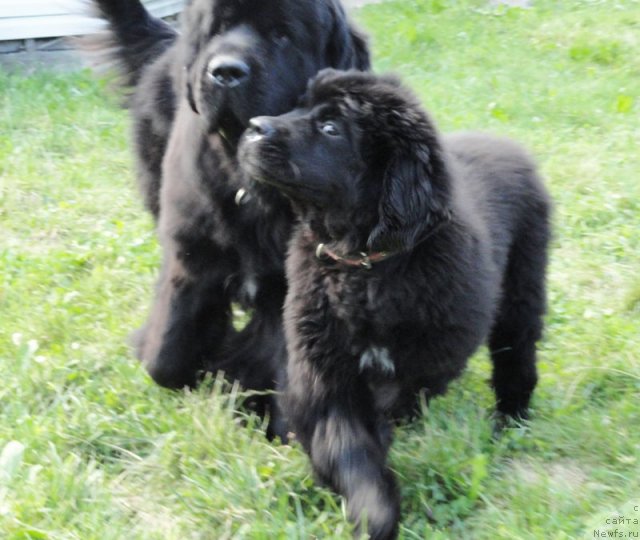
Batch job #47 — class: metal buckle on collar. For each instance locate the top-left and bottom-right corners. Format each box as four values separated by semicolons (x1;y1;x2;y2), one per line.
235;188;249;206
315;243;327;260
359;253;372;270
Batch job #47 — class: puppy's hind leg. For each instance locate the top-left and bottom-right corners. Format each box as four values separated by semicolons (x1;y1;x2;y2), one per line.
217;275;289;440
218;310;289;441
489;205;550;419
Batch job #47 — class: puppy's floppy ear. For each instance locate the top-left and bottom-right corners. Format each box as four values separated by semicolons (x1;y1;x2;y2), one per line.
367;142;451;253
325;2;371;70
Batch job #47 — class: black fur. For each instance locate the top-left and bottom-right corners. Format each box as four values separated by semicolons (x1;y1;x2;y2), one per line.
239;70;551;538
88;0;370;437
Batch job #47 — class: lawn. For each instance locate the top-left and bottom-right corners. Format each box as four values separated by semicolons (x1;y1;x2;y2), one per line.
1;0;639;538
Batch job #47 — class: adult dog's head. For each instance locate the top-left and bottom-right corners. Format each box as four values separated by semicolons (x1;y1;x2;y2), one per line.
239;70;452;254
179;0;370;148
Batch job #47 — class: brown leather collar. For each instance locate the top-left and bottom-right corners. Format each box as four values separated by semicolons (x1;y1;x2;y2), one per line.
313;219;450;270
315;243;390;270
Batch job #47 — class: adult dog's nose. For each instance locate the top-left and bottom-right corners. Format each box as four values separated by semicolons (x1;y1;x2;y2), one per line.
247;117;276;139
208;56;250;88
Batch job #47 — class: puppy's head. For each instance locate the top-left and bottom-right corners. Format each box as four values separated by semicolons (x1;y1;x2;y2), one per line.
238;69;451;253
178;0;370;149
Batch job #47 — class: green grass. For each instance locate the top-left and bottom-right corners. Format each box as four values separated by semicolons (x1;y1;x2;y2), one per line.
1;0;639;538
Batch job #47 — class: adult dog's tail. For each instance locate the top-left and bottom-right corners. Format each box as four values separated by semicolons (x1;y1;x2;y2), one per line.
87;0;178;87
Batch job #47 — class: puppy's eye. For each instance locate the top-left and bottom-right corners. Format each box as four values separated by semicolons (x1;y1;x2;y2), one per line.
319;121;340;137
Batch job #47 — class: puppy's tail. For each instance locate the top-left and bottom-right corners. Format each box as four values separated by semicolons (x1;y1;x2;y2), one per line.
82;0;178;88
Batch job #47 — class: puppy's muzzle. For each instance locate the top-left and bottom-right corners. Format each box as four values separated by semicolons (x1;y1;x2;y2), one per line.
245;117;277;142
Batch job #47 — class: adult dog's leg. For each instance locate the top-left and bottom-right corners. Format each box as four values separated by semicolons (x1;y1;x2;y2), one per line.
489;204;550;418
288;372;400;540
133;98;242;390
135;251;233;389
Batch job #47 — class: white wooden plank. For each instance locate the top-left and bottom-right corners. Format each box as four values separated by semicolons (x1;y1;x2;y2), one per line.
146;0;185;12
0;0;84;19
0;0;184;41
0;15;105;40
146;0;184;18
0;0;183;18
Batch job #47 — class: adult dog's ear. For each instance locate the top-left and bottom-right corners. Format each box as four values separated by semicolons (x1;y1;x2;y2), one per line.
177;49;200;114
326;2;371;70
186;79;199;115
367;143;451;253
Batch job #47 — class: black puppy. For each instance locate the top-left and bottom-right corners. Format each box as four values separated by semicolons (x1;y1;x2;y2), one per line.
88;0;369;435
239;70;551;538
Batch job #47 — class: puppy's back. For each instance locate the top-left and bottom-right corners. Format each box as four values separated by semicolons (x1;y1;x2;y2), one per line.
444;132;544;194
443;132;551;269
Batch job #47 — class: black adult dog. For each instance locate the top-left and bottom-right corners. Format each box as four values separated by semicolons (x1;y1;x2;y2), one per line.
89;0;369;434
239;70;551;539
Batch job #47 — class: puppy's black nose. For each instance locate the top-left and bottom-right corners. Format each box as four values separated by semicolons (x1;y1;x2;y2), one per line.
247;117;276;138
208;57;250;88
